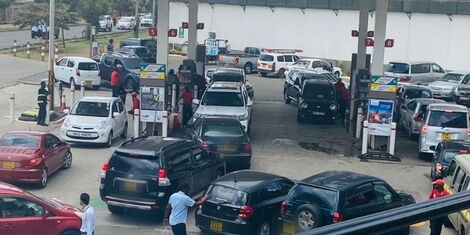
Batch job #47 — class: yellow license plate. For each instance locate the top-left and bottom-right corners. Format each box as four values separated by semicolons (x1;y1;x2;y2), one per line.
85;81;93;88
283;222;296;234
218;145;236;152
442;133;452;140
122;182;138;192
210;220;223;232
2;161;15;170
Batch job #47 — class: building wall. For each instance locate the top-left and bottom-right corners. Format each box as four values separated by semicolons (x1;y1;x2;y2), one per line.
168;2;470;72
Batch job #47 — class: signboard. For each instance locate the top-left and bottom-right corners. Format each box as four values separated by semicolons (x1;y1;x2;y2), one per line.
351;30;359;37
367;31;374;37
365;38;374;47
140;64;166;80
370;75;397;92
168;29;177;37
178;27;184;38
197;23;204;29
140;86;165;123
385;39;395;48
367;99;394;136
182;22;189;29
149;27;157;37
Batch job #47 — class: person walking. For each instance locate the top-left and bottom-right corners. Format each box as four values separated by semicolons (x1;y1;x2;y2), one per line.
107;39;114;52
334;77;349;124
111;66;120;97
80;193;95;235
429;179;450;235
180;87;193;127
164;184;207;235
37;81;48;126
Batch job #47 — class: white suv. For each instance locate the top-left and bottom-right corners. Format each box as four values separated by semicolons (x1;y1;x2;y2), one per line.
286;58;342;78
54;57;101;89
193;82;253;132
257;51;300;78
61;97;128;147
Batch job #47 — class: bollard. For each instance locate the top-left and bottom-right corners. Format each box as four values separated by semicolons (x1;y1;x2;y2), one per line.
362;121;369;154
80;81;85;97
171;84;176;111
162;111;168;137
134;109;140;138
41;45;45;61
389;122;397;156
70;85;75;106
26;41;31;58
54;46;58;61
9;92;15;122
193;85;198;99
355;107;363;139
45;97;50;125
13;40;17;56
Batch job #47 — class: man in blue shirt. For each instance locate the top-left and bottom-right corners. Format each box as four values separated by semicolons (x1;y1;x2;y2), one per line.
164;184;207;235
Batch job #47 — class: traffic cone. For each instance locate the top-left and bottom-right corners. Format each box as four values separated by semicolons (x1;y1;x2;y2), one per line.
60;94;67;112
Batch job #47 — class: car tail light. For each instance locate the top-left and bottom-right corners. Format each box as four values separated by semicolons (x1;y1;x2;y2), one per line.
460;149;469;153
467;129;470;137
421;125;428;134
197;204;203;211
280;200;286;215
30;157;42;166
238;205;254;219
76;69;80;77
158;169;171;186
413;116;423;122
399;76;411;83
436;163;443;172
243;143;252;154
101;162;109;178
200;141;210;151
333;212;342;223
444;110;454;113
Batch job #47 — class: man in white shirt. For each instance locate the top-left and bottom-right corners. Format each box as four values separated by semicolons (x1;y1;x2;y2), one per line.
80;193;96;235
164;184;207;235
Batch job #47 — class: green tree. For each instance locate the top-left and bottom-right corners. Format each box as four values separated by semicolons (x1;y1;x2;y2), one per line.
77;0;110;26
111;0;134;16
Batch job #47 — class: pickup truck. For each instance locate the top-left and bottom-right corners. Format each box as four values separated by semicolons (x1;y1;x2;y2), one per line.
218;47;262;74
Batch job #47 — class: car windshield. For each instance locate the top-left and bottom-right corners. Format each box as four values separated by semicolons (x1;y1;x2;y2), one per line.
287;184;337;210
293;60;310;67
0;134;40;148
204;122;244;137
123;58;142;69
438;73;463;83
71;101;110;117
441;150;460;164
303;84;335;100
202;91;244;106
427;111;468;128
78;62;99;71
206;185;248;207
109;152;160;175
404;89;432;99
259;54;274;62
387;63;409;74
212;73;244;83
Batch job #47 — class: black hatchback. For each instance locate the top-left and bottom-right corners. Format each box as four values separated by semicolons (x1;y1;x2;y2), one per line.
281;171;415;234
296;80;338;123
431;140;470;180
99;136;225;214
195;170;294;235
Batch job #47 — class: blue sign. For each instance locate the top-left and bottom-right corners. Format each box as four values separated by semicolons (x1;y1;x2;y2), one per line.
367;99;394;136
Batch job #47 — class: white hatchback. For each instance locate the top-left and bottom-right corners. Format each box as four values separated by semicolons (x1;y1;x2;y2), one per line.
61;97;128;147
54;57;101;89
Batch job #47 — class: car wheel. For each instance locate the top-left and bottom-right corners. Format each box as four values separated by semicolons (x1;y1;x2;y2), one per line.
60;229;81;235
278;69;285;78
257;221;271;235
38;168;48;188
121;123;128;139
61;151;72;169
260;72;267;77
295;205;323;231
335;71;340;78
244;63;252;74
105;131;113;148
284;89;291;104
107;205;123;214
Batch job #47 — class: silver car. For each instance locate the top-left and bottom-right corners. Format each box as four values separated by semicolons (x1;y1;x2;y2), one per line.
385;61;445;85
399;98;444;139
428;72;470;100
419;103;469;158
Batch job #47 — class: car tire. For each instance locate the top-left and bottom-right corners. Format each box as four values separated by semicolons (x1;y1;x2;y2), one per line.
244;63;252;74
278;69;285;78
257;221;271;235
38;168;48;188
60;229;81;235
284;89;291;104
107;205;123;214
295;204;323;231
260;72;267;77
105;131;113;148
61;151;72;170
121;123;128;139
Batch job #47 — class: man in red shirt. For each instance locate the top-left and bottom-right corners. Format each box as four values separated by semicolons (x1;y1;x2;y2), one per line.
180;86;193;127
128;92;140;116
334;78;349;124
429;179;450;235
110;66;120;97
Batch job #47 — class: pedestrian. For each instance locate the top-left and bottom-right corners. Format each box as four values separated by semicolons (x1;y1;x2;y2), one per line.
429;179;450;235
79;193;95;235
37;81;48;126
112;15;117;27
167;69;179;110
111;65;120;97
164;184;207;235
225;40;231;54
180;86;193;127
119;86;127;105
334;77;349;124
107;39;114;52
176;65;187;83
128;91;140;115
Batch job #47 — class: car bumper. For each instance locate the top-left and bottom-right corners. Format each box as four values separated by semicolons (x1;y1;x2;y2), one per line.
195;212;255;235
61;128;109;144
257;68;275;74
223;153;251;167
0;168;42;183
76;77;101;86
298;109;337;120
431;91;453;98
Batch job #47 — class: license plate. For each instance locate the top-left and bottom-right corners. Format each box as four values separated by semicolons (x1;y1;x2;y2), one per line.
312;111;325;116
442;133;452;140
2;161;15;170
85;81;93;88
461;97;470;100
69;132;93;137
283;222;296;234
217;145;236;153
210;220;223;232
121;182;138;192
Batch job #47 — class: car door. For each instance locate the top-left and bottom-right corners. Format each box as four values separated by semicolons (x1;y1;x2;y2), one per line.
371;181;403;212
255;181;285;224
100;55;113;83
289;74;301;100
47;134;67;172
66;59;75;82
191;146;216;193
165;147;194;194
276;56;285;72
401;100;416;129
0;196;54;235
43;135;61;173
285;72;295;98
117;100;127;135
342;183;381;220
54;58;68;82
431;63;446;81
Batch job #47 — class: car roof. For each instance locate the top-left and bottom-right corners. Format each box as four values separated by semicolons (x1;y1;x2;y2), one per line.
79;96;120;103
104;52;141;59
390;61;434;65
300;171;380;191
441;140;470;150
208;82;242;92
4;131;47;136
213;68;244;74
118;136;188;155
411;98;445;105
454;154;470;167
428;103;468;112
213;170;287;193
0;182;25;195
62;57;97;63
304;79;333;86
201;116;242;124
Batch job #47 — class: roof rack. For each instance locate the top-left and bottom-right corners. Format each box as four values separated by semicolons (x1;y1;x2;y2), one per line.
262;48;303;54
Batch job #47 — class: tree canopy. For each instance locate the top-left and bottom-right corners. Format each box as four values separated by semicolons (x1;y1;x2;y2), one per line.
13;3;79;30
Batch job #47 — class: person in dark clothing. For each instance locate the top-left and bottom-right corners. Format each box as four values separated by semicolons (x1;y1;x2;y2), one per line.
111;66;120;97
334;78;349;124
429;179;450;235
107;39;114;52
194;74;207;100
37;81;48;126
119;86;127;105
180;87;193;127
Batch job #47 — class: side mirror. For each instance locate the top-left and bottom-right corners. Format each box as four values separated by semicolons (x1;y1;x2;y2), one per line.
247;101;253;107
63;109;69;114
113;112;120;118
430;146;436;151
193;99;200;105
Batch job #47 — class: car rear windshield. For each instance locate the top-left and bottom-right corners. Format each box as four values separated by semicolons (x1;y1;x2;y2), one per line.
259;54;274;62
109;152;160;175
78;62;99;71
303;84;335;100
404;89;432;99
123;58;143;69
212;73;243;83
71;101;109;117
287;184;337;210
387;63;409;74
202;91;244;106
438;73;463;83
427;111;468;128
207;185;248;207
0;134;39;148
204;122;244;137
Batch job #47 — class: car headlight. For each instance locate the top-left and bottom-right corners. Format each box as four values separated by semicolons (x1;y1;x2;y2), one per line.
62;118;70;128
237;113;249;121
97;120;108;130
330;104;337;110
442;87;452;91
300;102;308;109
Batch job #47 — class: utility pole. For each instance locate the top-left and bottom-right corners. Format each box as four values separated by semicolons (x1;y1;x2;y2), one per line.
134;0;140;38
152;0;156;26
48;0;55;109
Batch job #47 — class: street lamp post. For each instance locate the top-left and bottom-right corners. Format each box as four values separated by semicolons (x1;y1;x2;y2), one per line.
48;0;55;110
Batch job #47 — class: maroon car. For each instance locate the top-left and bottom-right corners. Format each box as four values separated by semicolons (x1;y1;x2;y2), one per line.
0;131;72;188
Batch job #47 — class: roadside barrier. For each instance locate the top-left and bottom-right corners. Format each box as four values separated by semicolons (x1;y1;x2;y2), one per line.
134;109;140;138
13;40;17;56
9;92;14;122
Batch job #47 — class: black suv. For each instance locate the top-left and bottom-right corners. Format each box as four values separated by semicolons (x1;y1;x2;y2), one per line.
295;79;338;123
119;45;156;64
120;38;156;54
195;170;294;235
431;140;470;180
100;136;226;214
97;53;142;91
281;171;415;234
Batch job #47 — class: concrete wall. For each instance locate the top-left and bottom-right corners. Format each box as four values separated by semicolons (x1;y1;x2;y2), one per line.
168;2;470;72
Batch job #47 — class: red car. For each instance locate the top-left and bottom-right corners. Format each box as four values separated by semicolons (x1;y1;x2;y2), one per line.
0;182;82;235
0;131;72;188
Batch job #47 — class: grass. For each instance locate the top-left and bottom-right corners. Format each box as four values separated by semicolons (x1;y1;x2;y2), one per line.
0;24;20;32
